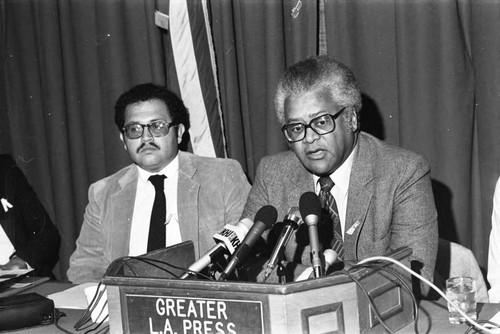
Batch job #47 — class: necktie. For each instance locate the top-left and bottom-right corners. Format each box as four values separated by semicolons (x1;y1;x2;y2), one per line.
318;176;344;260
147;174;167;252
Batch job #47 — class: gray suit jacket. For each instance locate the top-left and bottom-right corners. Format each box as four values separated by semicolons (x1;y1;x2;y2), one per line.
242;132;438;294
68;151;251;283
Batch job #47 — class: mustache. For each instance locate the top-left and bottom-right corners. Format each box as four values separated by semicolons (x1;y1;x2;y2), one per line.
137;142;160;153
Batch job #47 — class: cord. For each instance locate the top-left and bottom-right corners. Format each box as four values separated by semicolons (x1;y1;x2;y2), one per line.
73;281;109;334
54;309;75;334
104;255;188;278
465;320;500;334
357;256;500;334
352;262;419;323
342;269;397;334
337;260;419;333
73;255;200;333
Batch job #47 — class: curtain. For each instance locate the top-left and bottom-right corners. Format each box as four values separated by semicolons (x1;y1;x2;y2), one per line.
321;0;500;266
1;0;500;280
210;0;500;269
0;0;171;279
210;0;319;179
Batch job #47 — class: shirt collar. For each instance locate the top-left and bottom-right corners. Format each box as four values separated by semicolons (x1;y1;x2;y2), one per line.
137;154;179;183
313;143;357;195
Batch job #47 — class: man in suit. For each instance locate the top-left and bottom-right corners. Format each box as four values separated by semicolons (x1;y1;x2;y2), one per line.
241;56;438;296
0;154;60;278
67;83;251;284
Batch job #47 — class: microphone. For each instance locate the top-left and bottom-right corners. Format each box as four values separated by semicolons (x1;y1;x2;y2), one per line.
219;205;278;280
299;192;323;278
180;219;252;279
262;207;303;281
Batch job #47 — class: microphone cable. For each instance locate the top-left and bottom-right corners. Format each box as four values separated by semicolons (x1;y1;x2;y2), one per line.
357;256;500;334
350;261;418;321
73;281;109;334
103;255;188;279
73;254;198;334
340;269;397;334
340;261;418;334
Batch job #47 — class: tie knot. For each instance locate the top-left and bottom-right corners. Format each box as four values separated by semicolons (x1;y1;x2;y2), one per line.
318;176;334;192
149;174;166;190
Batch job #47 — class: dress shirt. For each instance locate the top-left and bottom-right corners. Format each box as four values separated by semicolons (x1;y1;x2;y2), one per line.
488;177;500;302
0;223;15;264
128;155;181;256
313;144;357;238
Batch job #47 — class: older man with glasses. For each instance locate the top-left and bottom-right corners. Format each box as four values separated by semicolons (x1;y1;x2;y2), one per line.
240;56;438;298
67;83;250;284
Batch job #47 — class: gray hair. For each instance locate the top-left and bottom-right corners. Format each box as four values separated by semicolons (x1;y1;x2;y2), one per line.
275;56;362;124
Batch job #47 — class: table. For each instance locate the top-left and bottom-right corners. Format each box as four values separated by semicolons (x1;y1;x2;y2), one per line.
3;282;500;333
398;299;500;333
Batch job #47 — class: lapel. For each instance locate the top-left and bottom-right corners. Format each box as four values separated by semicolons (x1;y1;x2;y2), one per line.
344;133;375;259
291;156;316;204
108;165;138;259
177;152;200;254
282;152;315;216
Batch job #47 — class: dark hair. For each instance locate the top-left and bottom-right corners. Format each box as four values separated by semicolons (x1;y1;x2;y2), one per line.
274;56;362;124
114;83;190;131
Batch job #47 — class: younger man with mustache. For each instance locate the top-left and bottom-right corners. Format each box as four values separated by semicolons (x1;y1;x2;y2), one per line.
68;83;250;283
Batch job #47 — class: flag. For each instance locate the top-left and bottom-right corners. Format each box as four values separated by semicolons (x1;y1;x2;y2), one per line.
168;0;226;158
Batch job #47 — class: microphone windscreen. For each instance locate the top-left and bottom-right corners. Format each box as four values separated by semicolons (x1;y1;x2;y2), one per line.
324;249;338;267
254;205;278;229
299;192;322;219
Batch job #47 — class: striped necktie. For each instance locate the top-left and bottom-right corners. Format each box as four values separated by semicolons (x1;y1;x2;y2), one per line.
318;176;344;260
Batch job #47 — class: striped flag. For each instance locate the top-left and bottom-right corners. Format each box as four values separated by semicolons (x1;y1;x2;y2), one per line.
167;0;226;158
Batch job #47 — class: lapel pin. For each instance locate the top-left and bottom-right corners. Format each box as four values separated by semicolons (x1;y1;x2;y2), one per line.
1;198;13;212
346;220;361;235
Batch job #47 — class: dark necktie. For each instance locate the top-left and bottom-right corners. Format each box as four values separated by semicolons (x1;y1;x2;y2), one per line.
318;176;344;260
147;174;167;252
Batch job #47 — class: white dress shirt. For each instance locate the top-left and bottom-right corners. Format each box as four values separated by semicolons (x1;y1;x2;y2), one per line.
128;155;182;256
488;177;500;302
0;224;15;265
313;144;357;239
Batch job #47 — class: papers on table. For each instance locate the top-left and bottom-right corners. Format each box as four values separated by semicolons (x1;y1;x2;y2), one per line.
0;268;33;293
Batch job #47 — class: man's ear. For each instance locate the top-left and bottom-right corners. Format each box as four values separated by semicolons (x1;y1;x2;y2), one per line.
177;123;186;144
349;109;359;132
120;133;128;151
176;124;186;144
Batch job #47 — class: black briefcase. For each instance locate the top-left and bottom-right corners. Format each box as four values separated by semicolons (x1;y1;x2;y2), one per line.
0;292;55;331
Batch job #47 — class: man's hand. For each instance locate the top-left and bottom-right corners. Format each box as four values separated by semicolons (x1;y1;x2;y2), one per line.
0;256;28;270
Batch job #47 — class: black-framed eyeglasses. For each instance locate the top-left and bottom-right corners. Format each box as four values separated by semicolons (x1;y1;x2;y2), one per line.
122;120;176;139
281;107;347;143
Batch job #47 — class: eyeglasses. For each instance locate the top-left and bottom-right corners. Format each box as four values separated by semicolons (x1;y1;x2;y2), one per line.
281;107;347;143
122;120;176;139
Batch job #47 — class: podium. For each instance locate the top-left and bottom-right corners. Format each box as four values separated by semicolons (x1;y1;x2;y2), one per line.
102;246;415;334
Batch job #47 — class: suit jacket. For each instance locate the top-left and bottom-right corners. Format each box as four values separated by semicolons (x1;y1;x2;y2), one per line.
67;151;251;283
242;132;438;295
0;154;60;277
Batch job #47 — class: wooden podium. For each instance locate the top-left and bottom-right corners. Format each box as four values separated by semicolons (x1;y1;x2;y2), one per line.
102;246;415;334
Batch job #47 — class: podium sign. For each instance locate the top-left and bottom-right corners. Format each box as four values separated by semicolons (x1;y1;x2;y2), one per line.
103;247;414;334
124;293;264;333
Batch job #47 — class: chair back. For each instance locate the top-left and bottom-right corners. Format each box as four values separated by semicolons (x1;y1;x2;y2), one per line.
434;238;489;302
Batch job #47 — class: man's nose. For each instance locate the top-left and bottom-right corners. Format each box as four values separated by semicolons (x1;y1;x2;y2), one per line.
140;126;154;142
303;126;320;143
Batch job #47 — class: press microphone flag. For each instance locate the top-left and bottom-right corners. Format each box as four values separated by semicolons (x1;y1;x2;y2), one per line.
263;207;303;281
299;192;324;278
180;219;252;279
219;205;278;280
